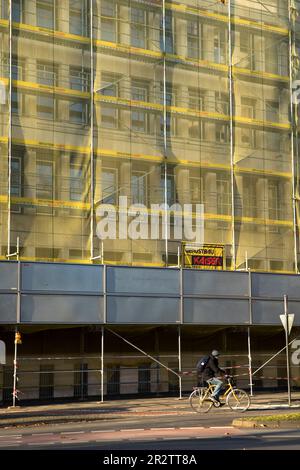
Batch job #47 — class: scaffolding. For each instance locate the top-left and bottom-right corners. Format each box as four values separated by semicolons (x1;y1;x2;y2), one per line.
0;0;298;272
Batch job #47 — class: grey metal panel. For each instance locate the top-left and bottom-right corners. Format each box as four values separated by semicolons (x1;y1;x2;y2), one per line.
0;294;17;322
21;294;104;323
252;300;300;325
107;296;179;323
22;263;103;293
0;262;18;290
252;273;300;299
183;270;249;296
107;267;180;295
184;299;249;324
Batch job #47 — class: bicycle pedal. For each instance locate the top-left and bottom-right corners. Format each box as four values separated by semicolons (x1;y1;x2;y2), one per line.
213;401;221;407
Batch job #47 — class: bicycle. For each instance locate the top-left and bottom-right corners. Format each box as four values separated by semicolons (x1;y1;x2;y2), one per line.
189;375;251;413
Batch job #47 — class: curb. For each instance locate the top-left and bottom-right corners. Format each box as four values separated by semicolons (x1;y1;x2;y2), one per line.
232;418;300;429
0;410;195;429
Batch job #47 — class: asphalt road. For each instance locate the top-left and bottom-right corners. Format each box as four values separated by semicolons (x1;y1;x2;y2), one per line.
0;409;299;451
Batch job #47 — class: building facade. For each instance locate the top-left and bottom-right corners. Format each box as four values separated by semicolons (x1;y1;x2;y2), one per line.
0;0;300;402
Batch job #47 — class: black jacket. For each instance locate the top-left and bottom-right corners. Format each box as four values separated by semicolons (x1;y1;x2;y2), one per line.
200;355;224;381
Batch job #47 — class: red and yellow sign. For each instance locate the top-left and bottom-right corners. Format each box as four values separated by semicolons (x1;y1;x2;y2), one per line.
183;244;225;270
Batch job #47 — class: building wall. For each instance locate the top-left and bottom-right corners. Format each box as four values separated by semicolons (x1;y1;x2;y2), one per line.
0;1;299;272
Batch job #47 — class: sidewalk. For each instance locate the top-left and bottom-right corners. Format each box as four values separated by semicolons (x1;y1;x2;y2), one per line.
1;392;300;428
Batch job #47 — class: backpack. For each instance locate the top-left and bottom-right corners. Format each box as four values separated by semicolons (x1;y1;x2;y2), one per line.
196;355;210;374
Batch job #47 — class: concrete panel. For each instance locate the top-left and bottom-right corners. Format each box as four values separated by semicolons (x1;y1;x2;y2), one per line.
183;270;249;296
184;299;249;324
107;267;180;295
0;262;18;290
107;296;179;323
0;294;17;322
252;300;300;325
22;263;103;293
252;273;300;299
21;294;104;323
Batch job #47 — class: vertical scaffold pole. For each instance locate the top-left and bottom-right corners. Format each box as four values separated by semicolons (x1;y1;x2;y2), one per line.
288;0;298;273
101;326;104;403
7;0;12;256
228;0;236;269
90;0;95;260
162;0;168;266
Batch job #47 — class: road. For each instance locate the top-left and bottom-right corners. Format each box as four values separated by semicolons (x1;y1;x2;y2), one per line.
0;408;299;451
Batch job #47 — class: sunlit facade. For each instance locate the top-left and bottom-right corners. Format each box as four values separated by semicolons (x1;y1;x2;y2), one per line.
0;0;299;272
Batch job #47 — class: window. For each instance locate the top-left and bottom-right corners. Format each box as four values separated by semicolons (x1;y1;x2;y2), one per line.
37;62;57;119
100;73;120;128
188;88;206;137
4;55;24;80
241;97;256;147
37;96;56;119
131;80;149;133
12;91;23;114
160;114;177;137
70;66;90;92
69;100;88;124
37;62;57;86
1;0;22;21
37;0;55;29
131;171;147;205
215;92;229;115
217;176;230;214
216;123;229;143
163;83;176;107
12;0;22;22
11;157;21;196
189;87;205;111
36;160;53;200
131;7;147;49
160;173;176;206
160;83;176;136
102;168;117;204
214;27;226;64
161;10;176;54
266;100;279;122
69;0;88;36
187;19;202;59
268;180;280;220
1;0;8;19
36;247;60;259
101;0;117;42
190;176;203;203
240;31;256;69
243;176;257;217
70;163;84;201
264;130;282;152
264;36;278;74
188;119;205;139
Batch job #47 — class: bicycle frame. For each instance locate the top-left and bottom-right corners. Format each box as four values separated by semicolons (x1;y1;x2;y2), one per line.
199;378;235;401
190;377;251;413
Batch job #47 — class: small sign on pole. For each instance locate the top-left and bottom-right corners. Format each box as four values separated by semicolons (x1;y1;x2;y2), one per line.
280;314;295;335
0;340;6;365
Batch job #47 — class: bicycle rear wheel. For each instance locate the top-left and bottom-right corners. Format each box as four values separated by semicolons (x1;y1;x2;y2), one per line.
226;388;251;412
189;388;213;413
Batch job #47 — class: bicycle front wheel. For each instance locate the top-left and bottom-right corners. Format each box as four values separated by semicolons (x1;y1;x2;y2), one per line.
189;388;213;413
226;388;251;412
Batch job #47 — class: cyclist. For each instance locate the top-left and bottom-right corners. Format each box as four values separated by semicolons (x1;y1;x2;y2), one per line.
198;350;226;404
